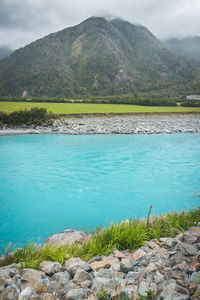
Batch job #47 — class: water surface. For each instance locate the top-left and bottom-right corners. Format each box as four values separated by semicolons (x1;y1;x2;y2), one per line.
0;134;199;249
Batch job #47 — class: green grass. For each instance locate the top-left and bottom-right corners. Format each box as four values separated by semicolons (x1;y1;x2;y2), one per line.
0;102;200;114
1;207;199;270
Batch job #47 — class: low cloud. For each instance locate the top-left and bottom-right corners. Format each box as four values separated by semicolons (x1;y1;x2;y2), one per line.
0;0;200;49
0;45;13;60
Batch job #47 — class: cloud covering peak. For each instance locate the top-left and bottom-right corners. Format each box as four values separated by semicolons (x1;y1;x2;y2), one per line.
0;0;200;49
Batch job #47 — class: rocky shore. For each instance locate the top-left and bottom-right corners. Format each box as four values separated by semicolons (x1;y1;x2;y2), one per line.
0;114;200;136
0;226;200;299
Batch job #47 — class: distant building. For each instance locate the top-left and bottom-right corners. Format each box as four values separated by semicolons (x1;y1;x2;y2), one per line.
186;95;200;100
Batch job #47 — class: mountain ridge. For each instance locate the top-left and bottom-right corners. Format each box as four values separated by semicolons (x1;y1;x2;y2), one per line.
0;17;199;97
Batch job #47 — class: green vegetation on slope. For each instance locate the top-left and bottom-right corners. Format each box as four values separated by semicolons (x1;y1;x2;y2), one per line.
1;207;200;269
0;17;199;98
1;102;200;115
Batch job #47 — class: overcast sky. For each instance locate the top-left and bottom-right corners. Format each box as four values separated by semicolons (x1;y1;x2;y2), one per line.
0;0;200;50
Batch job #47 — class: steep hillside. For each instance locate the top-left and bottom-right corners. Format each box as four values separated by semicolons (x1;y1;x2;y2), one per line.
0;17;198;97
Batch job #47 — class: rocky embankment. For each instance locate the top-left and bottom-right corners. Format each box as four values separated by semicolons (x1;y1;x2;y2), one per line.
0;226;200;299
0;114;200;135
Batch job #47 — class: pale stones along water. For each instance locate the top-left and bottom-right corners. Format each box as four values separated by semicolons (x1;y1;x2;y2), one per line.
0;226;200;299
0;114;200;135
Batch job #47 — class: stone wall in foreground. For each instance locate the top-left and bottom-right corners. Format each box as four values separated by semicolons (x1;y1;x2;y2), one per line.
0;226;200;299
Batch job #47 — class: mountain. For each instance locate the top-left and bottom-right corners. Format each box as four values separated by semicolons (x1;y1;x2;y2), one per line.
164;37;200;63
0;17;198;97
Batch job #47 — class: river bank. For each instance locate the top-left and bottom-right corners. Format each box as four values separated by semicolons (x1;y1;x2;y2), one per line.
0;114;200;136
0;225;200;299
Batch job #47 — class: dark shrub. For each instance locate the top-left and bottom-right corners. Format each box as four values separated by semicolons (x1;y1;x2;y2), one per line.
181;100;200;107
0;107;55;126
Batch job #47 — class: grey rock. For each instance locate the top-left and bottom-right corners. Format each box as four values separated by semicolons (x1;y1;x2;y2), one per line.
46;280;69;299
20;269;46;291
163;238;179;248
62;281;78;295
153;247;170;260
79;280;91;288
4;278;14;287
46;280;61;294
0;266;19;281
64;258;91;276
1;284;20;300
124;286;138;299
52;271;71;284
74;269;93;284
120;258;138;273
138;279;157;296
92;277;121;293
160;293;190;300
66;288;89;300
18;287;34;300
39;261;63;276
154;271;164;283
159;280;189;300
168;252;185;266
125;271;140;282
94;268;111;278
188;272;200;285
178;242;198;256
45;229;87;247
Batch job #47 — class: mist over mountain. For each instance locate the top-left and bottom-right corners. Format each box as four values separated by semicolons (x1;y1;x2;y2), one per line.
0;17;199;98
0;46;13;60
164;37;200;64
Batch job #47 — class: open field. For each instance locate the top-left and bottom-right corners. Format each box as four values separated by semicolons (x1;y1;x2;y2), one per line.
0;101;200;114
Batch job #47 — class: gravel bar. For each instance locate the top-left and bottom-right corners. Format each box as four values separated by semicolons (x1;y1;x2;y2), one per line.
0;114;200;136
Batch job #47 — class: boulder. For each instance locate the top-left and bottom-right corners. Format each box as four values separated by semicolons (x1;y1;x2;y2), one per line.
0;284;20;300
120;258;138;273
0;265;19;281
90;257;119;271
138;279;157;296
44;229;88;247
145;262;157;273
66;288;89;300
154;247;170;260
74;269;93;284
64;258;91;276
39;261;62;276
92;277;121;293
18;287;34;300
131;249;146;260
20;269;46;291
178;242;198;256
188;271;200;285
52;271;71;284
113;249;126;259
94;268;111;278
125;271;140;282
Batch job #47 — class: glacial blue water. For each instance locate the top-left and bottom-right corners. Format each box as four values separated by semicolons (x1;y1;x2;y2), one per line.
0;133;200;250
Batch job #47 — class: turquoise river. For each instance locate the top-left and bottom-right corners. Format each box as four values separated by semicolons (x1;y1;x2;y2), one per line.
0;134;199;250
